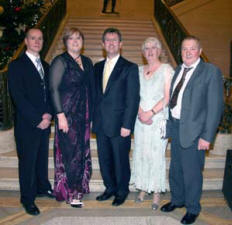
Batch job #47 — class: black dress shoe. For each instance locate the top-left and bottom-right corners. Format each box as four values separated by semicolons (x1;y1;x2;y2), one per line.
160;202;184;212
37;190;55;198
96;191;115;201
112;195;127;206
181;212;198;224
22;203;40;216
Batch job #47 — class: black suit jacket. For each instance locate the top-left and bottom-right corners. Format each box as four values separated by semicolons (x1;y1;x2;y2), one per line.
8;53;52;137
92;56;140;137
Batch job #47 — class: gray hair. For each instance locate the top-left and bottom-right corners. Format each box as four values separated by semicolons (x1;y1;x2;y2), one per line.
142;37;168;63
141;37;162;51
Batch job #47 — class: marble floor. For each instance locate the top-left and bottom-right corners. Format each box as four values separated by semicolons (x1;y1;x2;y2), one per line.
0;191;231;225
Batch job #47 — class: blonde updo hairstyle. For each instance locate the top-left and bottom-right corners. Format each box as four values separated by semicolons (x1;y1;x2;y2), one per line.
142;37;167;63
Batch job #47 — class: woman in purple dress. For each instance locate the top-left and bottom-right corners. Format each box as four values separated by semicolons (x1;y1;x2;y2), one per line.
49;28;94;207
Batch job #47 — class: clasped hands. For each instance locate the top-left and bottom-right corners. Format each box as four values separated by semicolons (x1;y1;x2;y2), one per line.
138;110;153;125
37;113;52;130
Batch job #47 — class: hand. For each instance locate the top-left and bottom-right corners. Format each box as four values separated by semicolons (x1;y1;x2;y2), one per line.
144;119;153;125
198;138;210;150
138;110;153;123
139;117;153;125
37;118;51;130
57;113;69;133
42;113;52;121
120;127;131;137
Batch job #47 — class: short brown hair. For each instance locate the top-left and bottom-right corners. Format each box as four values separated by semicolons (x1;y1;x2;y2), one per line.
102;27;122;42
181;35;202;49
63;27;84;48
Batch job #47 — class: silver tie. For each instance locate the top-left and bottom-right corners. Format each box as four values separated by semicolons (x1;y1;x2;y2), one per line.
36;57;44;80
36;57;46;102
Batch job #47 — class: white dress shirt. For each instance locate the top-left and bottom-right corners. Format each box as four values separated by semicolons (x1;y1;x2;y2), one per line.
26;51;44;74
171;58;200;119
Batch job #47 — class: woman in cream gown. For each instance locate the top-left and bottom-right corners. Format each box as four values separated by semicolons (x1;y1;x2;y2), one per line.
131;37;174;210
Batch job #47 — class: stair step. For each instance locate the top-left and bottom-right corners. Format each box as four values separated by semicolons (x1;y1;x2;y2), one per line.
0;167;224;191
0;150;226;169
67;18;153;24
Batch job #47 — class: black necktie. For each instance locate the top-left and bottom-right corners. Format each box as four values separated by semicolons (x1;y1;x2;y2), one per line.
169;67;192;109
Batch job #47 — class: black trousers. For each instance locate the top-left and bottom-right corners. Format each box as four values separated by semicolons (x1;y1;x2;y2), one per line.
16;128;51;205
169;119;205;215
103;0;116;12
96;130;131;197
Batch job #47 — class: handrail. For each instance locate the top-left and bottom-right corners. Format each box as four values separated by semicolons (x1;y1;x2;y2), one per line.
0;0;66;130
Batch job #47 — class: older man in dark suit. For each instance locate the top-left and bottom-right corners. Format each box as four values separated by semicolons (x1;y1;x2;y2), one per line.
93;27;140;206
8;28;54;216
160;36;224;224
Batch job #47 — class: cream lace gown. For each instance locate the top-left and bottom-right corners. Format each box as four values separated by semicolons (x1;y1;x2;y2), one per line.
131;64;174;193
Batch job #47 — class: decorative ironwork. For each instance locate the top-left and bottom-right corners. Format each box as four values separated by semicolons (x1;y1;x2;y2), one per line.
0;0;66;130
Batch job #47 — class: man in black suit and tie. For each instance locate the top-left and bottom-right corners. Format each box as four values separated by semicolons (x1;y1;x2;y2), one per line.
160;36;224;224
93;27;140;206
8;28;54;216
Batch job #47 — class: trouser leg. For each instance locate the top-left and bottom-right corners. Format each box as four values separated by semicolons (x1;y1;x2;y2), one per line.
111;135;131;196
96;132;116;193
181;141;205;214
169;121;185;205
102;0;108;12
36;130;52;192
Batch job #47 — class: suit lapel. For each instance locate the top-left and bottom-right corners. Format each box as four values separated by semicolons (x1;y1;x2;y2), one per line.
185;60;204;90
104;56;124;94
23;53;43;81
98;60;105;94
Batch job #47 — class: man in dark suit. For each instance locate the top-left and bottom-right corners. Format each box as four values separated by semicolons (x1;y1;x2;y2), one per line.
8;28;54;216
160;36;224;224
93;27;140;206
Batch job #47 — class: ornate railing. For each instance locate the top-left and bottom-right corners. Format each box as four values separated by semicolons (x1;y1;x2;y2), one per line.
0;0;66;130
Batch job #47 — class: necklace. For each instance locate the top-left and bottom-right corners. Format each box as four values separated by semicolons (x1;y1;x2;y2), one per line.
75;55;83;70
145;63;161;76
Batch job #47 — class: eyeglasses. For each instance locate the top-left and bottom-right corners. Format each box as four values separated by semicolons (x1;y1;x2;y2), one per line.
104;39;120;43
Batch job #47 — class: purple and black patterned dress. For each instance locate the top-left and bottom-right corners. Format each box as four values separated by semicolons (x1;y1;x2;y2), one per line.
49;52;94;203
